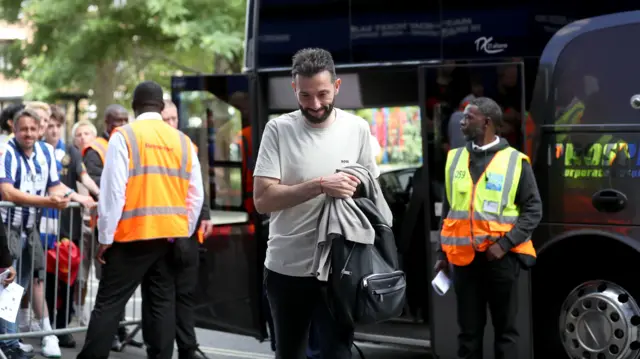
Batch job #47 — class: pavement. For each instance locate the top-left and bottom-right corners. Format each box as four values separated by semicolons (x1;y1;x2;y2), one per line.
22;330;431;358
16;269;431;358
23;330;431;358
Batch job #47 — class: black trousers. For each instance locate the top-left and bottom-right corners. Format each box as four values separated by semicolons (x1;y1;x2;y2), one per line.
77;240;176;359
452;252;521;359
174;237;200;355
264;269;353;359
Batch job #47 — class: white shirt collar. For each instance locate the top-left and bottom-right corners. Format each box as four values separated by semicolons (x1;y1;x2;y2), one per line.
135;112;163;122
472;136;499;151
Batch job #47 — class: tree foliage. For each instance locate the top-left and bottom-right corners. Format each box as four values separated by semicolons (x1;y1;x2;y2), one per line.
0;0;246;108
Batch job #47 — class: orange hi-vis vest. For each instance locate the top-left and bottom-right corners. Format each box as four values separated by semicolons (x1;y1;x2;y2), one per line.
440;146;537;266
82;137;109;230
82;137;109;164
114;120;193;242
191;141;205;244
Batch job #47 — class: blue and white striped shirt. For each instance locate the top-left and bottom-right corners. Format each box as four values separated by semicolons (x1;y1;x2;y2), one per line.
0;139;60;229
40;139;67;248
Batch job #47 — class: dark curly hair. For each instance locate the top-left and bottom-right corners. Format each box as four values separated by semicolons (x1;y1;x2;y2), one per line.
0;103;25;132
291;48;337;82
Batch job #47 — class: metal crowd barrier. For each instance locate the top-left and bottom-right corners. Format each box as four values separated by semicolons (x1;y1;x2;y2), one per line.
0;201;142;353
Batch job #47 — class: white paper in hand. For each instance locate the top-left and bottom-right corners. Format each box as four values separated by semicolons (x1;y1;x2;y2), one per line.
431;270;452;296
0;283;24;323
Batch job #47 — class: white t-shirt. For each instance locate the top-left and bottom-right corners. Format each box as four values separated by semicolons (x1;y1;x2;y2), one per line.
253;109;379;277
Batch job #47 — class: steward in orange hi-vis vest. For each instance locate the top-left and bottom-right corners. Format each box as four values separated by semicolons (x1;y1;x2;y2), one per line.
82;137;109;164
113;120;193;242
83;137;109;229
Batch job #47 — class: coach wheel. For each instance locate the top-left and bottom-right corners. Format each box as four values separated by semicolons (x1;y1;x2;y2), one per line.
559;280;640;359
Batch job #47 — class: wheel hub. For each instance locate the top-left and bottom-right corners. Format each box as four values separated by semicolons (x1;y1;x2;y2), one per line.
578;309;613;351
560;280;640;359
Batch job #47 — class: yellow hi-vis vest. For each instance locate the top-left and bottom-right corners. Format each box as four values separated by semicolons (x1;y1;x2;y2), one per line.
440;147;537;266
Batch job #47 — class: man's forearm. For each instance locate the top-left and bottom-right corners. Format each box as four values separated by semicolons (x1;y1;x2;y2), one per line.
48;183;69;197
200;179;210;220
1;187;49;207
500;202;542;251
255;178;322;214
81;173;100;197
499;163;543;251
68;192;87;203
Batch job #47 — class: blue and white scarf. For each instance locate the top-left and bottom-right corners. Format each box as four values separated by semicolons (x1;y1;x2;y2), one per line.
40;139;65;249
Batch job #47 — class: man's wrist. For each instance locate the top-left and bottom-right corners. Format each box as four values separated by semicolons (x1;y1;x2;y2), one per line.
497;236;514;252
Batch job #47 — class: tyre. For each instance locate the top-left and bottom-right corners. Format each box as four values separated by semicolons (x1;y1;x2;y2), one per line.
533;238;640;359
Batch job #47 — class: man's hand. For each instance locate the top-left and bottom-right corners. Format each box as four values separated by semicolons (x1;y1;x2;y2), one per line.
486;243;507;261
75;195;97;209
200;220;214;237
96;244;112;265
48;195;70;209
433;259;449;275
3;266;16;285
321;172;361;199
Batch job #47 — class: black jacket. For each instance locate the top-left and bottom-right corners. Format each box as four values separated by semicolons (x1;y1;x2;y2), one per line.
437;138;543;265
83;132;110;198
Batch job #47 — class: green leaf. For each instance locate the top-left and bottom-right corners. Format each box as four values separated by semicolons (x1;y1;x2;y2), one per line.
0;0;246;112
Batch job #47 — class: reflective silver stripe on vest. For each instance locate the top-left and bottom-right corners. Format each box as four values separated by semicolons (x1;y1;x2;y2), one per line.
473;236;533;247
442;234;502;247
446;148;521;225
441;231;509;246
446;210;518;224
121;206;188;220
446;148;465;204
121;125;191;179
440;236;473;246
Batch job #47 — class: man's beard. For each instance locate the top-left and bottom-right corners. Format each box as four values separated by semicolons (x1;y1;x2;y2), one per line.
18;138;35;151
299;103;334;124
462;125;484;142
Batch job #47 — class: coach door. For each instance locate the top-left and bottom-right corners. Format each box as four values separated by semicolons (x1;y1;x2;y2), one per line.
171;74;265;340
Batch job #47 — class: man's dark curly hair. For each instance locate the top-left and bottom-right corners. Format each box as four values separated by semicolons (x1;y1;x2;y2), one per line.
0;103;25;132
291;48;337;82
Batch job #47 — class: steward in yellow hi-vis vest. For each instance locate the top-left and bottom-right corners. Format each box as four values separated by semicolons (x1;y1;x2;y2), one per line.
440;146;537;265
434;97;542;359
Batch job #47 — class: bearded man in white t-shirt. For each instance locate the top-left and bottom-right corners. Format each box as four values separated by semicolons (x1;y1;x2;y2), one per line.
253;47;380;359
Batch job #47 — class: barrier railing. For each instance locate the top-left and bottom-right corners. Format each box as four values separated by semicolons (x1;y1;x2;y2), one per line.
0;202;141;357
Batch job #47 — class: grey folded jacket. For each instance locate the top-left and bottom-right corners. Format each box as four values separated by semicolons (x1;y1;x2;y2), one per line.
313;164;393;281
